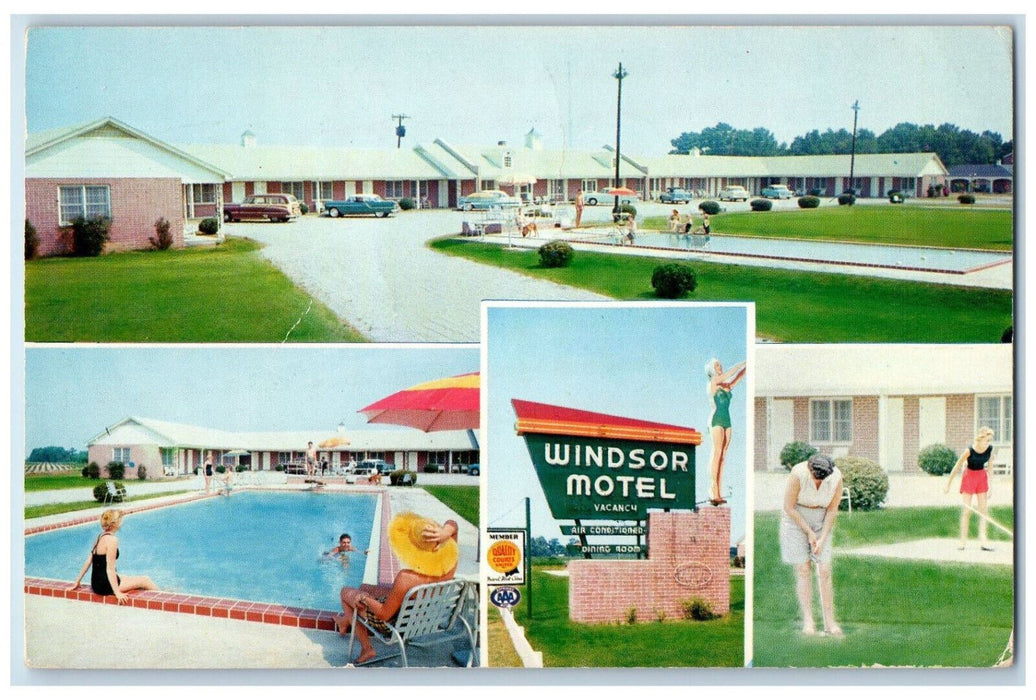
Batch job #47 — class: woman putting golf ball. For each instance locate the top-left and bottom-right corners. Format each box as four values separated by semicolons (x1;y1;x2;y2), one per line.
944;426;997;551
779;454;844;636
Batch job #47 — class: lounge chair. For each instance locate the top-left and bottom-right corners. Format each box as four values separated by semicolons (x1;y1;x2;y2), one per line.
102;480;126;504
347;579;476;667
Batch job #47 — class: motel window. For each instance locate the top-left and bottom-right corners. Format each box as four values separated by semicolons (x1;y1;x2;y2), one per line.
58;185;111;225
900;177;916;193
581;179;596;192
282;182;304;200
385;181;405;199
315;181;334;200
112;447;131;463
810;399;852;443
366;451;386;461
427;451;449;466
482;180;496;191
191;184;217;204
976;395;1013;444
161;449;175;467
548;179;565;201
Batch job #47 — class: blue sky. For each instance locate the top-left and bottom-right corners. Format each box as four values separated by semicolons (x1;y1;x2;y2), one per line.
485;303;752;545
22;23;1014;155
24;345;478;450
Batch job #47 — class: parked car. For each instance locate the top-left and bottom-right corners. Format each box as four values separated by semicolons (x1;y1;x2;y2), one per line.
457;189;521;211
323;194;398;218
357;458;394;475
718;186;751;202
582;188;639;206
467;463;480;476
223;193;301;223
760;184;794;199
659;187;693;204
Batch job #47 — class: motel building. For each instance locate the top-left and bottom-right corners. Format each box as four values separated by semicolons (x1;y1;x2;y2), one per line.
87;417;480;479
26;117;952;256
753;344;1013;475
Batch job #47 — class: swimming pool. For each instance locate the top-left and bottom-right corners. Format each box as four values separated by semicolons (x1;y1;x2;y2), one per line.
568;230;1011;274
25;491;378;611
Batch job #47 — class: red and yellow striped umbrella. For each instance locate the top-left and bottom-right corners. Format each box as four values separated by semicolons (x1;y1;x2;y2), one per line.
358;372;479;432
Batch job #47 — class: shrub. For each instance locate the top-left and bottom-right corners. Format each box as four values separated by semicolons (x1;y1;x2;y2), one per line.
698;200;721;216
888;190;904;204
236;465;249;473
837;193;856;206
958;194;976;204
25;219;39;260
216;465;226;474
274;464;285;472
624;606;638;625
731;555;745;569
149;217;174;250
918;443;959;476
93;481;125;503
199;217;220;235
389;469;418;486
654;609;667;623
808;188;823;196
836;455;889;511
651;263;697;299
299;202;309;215
797;196;820;209
83;462;101;480
780;441;818;470
106;462;125;480
136;465;147;480
70;215;112;257
538;240;574;268
750;198;773;212
618;203;637;220
681;598;718;621
398;197;416;211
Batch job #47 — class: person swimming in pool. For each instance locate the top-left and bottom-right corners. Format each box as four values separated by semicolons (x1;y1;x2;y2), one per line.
325;533;369;557
705;357;747;506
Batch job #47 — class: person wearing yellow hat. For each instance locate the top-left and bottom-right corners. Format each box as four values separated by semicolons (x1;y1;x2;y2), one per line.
333;512;459;665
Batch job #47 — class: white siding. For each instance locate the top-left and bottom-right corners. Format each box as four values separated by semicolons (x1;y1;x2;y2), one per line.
27;136;222;183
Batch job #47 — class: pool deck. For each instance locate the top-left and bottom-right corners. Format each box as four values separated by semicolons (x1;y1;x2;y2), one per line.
475;229;1013;290
22;483;479;669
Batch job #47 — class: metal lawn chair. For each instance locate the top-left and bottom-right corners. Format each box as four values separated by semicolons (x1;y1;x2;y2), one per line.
348;579;475;667
102;480;126;504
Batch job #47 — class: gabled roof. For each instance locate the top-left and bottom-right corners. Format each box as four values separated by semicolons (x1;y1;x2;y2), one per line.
755;345;1012;397
26;117;229;180
641;152;947;179
947;163;1013;178
88;417;478;451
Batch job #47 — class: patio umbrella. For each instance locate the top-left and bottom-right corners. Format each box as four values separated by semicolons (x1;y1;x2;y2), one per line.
358;371;479;432
496;172;537;187
318;436;350;448
606;186;638;196
224;449;250;457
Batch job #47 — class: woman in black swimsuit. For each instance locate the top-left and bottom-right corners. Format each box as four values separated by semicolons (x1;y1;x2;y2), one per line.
944;427;997;551
203;451;214;494
69;509;157;603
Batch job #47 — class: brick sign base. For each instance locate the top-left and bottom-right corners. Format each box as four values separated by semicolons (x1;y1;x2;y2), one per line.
568;509;730;624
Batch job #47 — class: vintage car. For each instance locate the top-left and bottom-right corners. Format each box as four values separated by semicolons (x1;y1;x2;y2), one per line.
457;189;521;211
659;187;693;204
761;184;794;199
718;186;751;202
582;188;640;206
323;194;398;218
222;193;301;222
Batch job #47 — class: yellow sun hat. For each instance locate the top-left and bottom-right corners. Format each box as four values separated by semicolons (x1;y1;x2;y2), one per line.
387;512;459;577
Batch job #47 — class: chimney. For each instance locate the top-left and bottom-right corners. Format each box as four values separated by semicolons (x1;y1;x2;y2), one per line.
241;130;256;148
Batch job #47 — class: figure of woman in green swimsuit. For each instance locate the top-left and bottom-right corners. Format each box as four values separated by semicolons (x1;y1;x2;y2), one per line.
706;358;747;505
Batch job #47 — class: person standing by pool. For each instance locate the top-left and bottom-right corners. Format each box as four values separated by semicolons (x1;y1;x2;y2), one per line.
203;451;214;494
780;454;844;636
334;512;459;665
574;190;584;227
944;426;997;551
668;209;681;232
69;509;157;604
306;441;317;477
701;212;711;237
705;357;747;506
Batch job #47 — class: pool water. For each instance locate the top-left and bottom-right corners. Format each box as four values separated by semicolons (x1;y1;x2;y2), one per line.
571;230;1011;273
25;491;378;611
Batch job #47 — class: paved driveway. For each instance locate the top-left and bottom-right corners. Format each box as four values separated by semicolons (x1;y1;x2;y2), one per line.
233;210;606;342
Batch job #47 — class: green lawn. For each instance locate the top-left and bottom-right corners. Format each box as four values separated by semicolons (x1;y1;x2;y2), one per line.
421;485;479;527
25;490;194;520
507;565;744;667
753;508;1014;667
430;239;1012;343
25;237;365;342
24;472;98;492
644;206;1012;250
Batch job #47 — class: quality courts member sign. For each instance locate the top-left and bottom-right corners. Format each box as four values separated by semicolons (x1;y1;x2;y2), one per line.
486;528;527;585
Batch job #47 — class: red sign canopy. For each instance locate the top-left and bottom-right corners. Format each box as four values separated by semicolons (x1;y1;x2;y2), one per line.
512;399;701;445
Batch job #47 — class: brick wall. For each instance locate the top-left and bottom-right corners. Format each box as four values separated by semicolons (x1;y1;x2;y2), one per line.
754;397;768;471
946;394;975;452
902;397;920;472
26;177;185;257
793;398;810;442
568;509;730;624
852;396;880;462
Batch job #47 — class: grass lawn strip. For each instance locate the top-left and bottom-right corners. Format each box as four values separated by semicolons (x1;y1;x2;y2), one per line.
25;490;195;520
430;239;1012;343
487;607;525;667
508;564;744;667
643;207;1012;251
753;508;1013;667
421;485;479;527
25;237;364;342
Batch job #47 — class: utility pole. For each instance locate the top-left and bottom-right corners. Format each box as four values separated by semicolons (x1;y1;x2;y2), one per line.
848;100;860;194
612;63;628;218
392;114;410;149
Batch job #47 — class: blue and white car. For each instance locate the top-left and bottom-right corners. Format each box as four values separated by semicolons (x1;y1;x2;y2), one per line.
761;184;794;199
457;189;521;211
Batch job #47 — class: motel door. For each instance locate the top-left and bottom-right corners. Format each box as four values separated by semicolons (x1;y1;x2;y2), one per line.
231;182;245;203
881;397;906;472
918;397;947;453
767;399;795;470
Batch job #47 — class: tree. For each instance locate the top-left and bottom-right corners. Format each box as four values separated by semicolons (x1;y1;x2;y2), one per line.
27;446;83;462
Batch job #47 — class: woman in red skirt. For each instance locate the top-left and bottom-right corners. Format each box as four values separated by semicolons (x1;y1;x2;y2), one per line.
945;426;996;551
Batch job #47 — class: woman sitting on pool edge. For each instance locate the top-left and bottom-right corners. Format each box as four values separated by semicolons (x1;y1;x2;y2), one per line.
69;509;157;604
333;512;459;665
